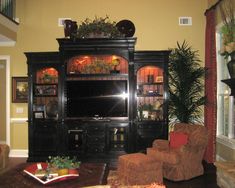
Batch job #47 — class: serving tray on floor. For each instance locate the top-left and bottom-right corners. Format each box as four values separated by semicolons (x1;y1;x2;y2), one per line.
23;163;79;185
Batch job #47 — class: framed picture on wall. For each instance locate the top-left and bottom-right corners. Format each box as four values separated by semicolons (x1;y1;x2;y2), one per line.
12;77;28;103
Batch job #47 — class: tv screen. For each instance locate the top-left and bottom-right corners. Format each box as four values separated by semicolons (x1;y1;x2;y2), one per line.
66;80;128;118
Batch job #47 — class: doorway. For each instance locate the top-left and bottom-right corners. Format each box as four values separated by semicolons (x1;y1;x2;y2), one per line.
0;56;10;146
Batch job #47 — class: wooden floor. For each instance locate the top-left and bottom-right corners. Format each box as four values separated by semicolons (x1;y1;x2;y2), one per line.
1;158;220;188
0;157;27;174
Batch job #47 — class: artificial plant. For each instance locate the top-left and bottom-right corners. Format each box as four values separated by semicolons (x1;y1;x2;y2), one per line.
47;156;80;169
168;41;206;124
219;0;235;59
74;16;123;38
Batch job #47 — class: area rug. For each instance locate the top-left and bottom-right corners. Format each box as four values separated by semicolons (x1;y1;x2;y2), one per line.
107;170;165;188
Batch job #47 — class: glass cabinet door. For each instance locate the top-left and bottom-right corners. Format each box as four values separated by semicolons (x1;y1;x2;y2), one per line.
33;67;59;120
66;55;128;75
136;66;164;121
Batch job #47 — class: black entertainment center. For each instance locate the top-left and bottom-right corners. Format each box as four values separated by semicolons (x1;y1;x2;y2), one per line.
25;38;170;164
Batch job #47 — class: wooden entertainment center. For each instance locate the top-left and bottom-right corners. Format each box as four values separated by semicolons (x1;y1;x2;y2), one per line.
25;38;170;163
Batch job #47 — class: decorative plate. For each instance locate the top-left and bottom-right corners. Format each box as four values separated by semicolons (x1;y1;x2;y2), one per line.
116;20;135;37
46;100;58;118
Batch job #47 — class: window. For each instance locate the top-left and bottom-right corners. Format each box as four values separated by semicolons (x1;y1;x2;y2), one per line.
216;31;235;139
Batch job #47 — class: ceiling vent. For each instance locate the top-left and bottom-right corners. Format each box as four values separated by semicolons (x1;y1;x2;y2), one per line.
179;17;192;26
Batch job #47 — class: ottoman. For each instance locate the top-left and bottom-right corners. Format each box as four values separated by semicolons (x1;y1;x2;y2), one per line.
117;153;163;185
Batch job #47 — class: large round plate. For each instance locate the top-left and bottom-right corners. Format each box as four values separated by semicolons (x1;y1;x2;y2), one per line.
116;20;135;37
46;100;58;118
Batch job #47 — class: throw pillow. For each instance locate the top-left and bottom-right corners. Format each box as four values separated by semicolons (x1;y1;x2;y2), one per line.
169;132;188;149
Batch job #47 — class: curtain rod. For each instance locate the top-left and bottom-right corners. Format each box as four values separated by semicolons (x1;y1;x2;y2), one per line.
204;0;223;15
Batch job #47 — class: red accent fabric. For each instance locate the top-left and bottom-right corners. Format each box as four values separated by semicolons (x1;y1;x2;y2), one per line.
204;9;217;163
169;132;188;149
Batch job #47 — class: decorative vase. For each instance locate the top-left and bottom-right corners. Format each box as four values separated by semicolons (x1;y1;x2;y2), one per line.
58;168;69;176
64;20;72;38
147;74;154;83
68;168;78;175
70;21;78;36
227;51;235;78
110;65;120;73
87;32;110;38
64;20;77;38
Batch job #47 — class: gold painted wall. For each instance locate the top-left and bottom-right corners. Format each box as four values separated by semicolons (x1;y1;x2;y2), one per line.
0;0;207;150
0;60;6;142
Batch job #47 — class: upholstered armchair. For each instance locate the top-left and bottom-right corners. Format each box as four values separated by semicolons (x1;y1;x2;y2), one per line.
0;144;10;170
147;123;208;181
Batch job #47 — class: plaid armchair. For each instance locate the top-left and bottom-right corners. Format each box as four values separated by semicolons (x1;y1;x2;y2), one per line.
147;123;209;181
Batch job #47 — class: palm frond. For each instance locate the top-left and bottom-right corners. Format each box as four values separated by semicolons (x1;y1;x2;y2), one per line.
168;41;206;124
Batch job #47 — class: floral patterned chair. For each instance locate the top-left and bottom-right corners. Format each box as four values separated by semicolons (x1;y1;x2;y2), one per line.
147;123;209;181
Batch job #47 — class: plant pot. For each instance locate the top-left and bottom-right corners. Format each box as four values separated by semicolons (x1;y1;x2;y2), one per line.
68;168;78;175
58;168;69;176
227;52;235;78
87;32;110;38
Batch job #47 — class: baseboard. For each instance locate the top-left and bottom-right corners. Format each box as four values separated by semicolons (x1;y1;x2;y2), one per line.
216;135;235;149
9;149;28;158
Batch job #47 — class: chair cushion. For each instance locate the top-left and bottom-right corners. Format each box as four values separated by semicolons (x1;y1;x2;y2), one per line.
169;132;188;149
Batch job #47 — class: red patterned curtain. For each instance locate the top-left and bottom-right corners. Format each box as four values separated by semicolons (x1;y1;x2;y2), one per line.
204;8;217;163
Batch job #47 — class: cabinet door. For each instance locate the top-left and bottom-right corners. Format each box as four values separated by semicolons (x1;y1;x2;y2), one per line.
86;124;106;153
66;121;85;154
33;122;58;154
107;123;128;152
29;66;60;160
135;65;168;151
136;122;165;151
32;67;59;120
136;66;165;122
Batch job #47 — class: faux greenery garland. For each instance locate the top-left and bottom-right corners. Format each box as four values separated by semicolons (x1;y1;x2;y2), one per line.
73;16;123;38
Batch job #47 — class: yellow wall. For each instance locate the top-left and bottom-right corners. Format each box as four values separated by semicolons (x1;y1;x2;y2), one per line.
0;0;207;150
0;60;6;141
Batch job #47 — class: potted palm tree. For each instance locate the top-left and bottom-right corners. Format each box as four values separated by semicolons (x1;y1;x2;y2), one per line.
168;41;206;124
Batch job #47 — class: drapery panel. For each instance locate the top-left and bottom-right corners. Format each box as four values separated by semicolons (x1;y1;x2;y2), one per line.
204;8;217;163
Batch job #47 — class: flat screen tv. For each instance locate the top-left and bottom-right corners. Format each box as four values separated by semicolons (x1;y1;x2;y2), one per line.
66;80;128;119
